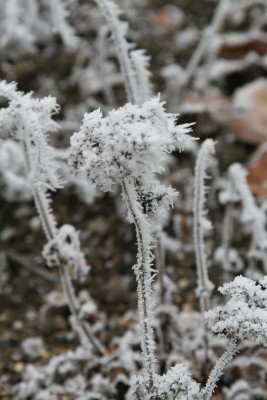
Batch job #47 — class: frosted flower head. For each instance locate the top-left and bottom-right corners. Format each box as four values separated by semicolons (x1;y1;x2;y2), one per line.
0;80;62;191
155;363;201;400
206;276;267;345
0;80;59;140
68;96;193;212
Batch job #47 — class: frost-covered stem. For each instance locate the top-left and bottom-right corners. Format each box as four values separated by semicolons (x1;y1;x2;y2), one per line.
193;140;215;368
193;140;214;315
49;0;78;49
22;139;104;356
221;202;234;279
202;339;238;400
97;26;116;106
155;230;166;306
95;0;137;103
21;139;57;241
155;230;168;372
121;178;156;393
178;0;230;99
58;261;105;355
131;49;152;105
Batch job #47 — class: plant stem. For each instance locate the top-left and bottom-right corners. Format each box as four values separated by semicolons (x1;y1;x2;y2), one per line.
193;139;215;370
202;339;238;400
59;261;105;355
121;178;156;393
95;0;137;103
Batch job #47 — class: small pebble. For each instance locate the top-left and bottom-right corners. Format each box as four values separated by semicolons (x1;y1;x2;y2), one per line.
29;216;41;232
14;362;24;373
13;320;23;331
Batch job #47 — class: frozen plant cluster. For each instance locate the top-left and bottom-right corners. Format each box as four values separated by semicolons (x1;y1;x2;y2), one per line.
206;276;267;345
68;96;192;211
0;80;61;193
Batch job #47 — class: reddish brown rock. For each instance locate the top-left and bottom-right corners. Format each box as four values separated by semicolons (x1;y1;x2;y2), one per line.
229;79;267;144
247;144;267;200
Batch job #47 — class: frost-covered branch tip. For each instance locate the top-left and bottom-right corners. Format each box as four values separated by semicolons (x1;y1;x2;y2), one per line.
95;0;152;104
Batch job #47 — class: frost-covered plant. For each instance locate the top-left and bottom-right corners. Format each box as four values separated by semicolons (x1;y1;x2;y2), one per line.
68;97;192;196
0;0;78;60
68;96;193;396
203;275;267;399
3;1;267;399
49;0;79;49
224;379;267;400
95;0;137;104
215;174;245;279
0;0;36;60
214;203;244;278
155;364;201;400
193;139;215;314
175;0;232;100
129;363;202;400
206;275;267;345
193;139;215;366
95;0;152;105
0;80;104;356
229;163;267;271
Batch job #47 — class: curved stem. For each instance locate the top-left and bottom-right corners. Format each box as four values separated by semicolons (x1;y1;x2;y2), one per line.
121;178;156;393
202;339;238;400
21;140;57;242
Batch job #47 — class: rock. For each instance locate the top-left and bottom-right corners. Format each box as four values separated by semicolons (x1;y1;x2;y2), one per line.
247;143;267;200
229;78;267;144
179;93;231;136
149;6;184;34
